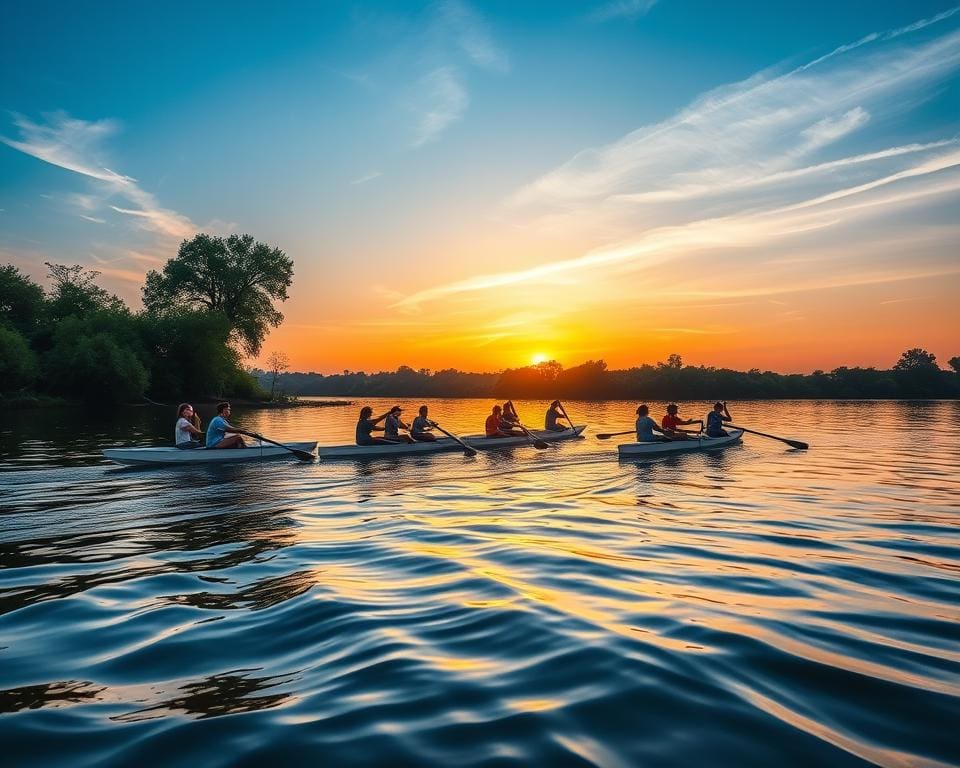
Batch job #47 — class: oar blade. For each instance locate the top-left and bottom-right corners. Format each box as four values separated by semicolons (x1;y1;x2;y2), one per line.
292;449;316;462
786;439;809;450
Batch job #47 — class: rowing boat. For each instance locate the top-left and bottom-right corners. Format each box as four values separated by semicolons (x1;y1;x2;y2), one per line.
317;425;586;459
617;429;743;457
102;440;318;466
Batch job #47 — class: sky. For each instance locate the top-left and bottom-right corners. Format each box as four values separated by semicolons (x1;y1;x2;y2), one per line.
1;0;959;374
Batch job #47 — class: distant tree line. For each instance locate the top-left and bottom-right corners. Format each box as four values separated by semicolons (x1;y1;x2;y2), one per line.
255;351;960;401
0;234;293;405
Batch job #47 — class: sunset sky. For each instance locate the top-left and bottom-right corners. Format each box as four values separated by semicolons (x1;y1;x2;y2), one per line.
2;1;958;373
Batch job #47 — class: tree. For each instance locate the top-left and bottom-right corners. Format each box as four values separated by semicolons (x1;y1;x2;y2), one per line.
265;350;290;399
45;262;125;321
893;348;938;371
0;326;38;392
948;356;960;374
659;353;683;369
142;234;293;356
44;330;148;403
0;265;45;335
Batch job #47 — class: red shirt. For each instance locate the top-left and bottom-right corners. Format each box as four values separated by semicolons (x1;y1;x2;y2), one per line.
662;414;683;431
485;414;501;437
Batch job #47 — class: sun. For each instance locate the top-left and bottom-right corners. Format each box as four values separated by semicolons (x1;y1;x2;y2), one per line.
530;353;550;365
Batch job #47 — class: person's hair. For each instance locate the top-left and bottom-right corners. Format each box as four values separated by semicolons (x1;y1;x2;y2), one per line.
360;406;373;419
550;400;560;408
178;403;192;418
217;402;230;414
493;405;502;413
714;402;724;410
419;405;428;415
390;406;401;414
636;404;648;415
667;403;679;413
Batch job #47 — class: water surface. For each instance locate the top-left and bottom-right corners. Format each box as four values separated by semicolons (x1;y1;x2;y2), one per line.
1;399;958;766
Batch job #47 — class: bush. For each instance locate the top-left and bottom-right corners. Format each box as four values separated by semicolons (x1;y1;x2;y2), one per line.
0;326;39;392
44;332;148;403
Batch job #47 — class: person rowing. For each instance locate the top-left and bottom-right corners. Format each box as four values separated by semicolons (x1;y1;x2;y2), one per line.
636;404;671;442
384;405;415;444
661;403;702;440
485;405;517;438
356;406;396;446
545;400;568;432
705;401;732;437
175;403;204;449
206;402;247;449
500;402;527;436
411;405;438;442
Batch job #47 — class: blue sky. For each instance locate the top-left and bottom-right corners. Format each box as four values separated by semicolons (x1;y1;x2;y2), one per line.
2;1;959;371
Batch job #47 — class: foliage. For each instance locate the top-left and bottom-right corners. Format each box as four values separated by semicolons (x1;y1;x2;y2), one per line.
258;350;960;400
0;266;45;335
0;326;39;392
142;234;293;356
45;262;125;321
265;350;290;399
950;357;960;374
44;329;149;403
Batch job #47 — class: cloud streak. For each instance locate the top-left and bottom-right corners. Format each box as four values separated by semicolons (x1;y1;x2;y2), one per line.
394;10;960;310
410;66;469;147
1;112;196;240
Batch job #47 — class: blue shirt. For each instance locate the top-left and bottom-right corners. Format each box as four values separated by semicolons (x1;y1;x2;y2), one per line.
206;415;230;447
384;414;402;438
356;419;376;445
636;415;657;442
412;415;432;435
706;411;725;435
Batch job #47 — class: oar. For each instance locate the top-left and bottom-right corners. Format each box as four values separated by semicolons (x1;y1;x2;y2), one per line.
246;432;315;461
728;424;808;450
507;401;549;449
597;430;634;440
558;402;576;433
431;423;478;457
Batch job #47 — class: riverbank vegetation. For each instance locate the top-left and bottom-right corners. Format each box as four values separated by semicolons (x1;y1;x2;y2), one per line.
255;350;960;401
0;234;293;406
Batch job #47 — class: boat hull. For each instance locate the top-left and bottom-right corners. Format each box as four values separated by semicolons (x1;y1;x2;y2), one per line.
317;426;586;459
103;441;318;466
617;429;743;457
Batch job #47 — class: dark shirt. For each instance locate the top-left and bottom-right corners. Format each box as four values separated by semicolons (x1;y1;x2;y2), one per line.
356;418;376;445
545;406;562;430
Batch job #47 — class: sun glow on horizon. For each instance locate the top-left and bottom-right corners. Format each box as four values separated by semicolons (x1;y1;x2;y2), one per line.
530;353;550;365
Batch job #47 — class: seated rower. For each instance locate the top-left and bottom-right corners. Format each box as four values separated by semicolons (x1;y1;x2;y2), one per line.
384;405;415;444
636;404;670;442
485;405;515;438
411;405;438;442
500;401;525;436
661;403;700;440
705;401;732;437
175;403;203;449
356;406;394;445
545;400;568;432
206;402;247;449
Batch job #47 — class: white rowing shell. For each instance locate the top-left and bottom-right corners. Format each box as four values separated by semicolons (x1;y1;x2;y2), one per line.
617;429;743;457
102;441;318;466
317;426;586;459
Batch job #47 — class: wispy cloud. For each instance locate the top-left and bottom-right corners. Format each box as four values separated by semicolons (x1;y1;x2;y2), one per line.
438;0;510;73
591;0;658;23
410;66;469;147
394;10;960;310
351;170;382;185
0;112;196;240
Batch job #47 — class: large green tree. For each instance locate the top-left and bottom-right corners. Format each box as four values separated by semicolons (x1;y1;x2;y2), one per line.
0;325;39;392
142;234;293;356
0;265;45;335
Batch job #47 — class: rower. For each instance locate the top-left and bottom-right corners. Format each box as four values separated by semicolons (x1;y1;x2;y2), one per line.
175;403;203;449
384;406;415;444
411;405;438;442
545;400;567;432
661;403;701;440
705;401;732;437
500;402;525;436
356;406;394;446
636;404;670;442
485;405;515;438
206;402;247;449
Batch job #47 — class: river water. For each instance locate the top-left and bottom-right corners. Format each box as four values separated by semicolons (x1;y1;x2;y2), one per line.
1;399;958;767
